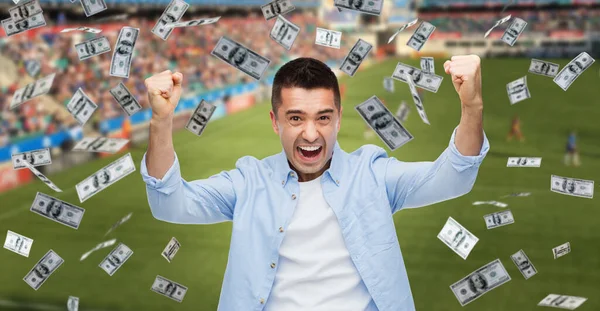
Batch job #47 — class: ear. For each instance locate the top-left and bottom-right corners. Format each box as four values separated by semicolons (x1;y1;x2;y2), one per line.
270;110;279;135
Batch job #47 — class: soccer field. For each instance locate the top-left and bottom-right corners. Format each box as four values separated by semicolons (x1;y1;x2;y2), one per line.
0;58;599;311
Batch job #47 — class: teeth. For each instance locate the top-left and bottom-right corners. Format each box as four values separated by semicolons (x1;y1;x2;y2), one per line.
298;146;321;151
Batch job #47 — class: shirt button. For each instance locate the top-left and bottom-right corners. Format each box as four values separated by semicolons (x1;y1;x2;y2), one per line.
270;262;276;268
281;180;284;185
260;298;265;304
291;172;295;177
291;194;296;200
336;180;340;184
279;227;284;233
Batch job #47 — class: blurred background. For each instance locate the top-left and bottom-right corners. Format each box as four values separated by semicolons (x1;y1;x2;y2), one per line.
0;0;599;310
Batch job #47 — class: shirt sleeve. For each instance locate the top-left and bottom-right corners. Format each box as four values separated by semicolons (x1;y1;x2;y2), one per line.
141;152;240;224
381;126;490;214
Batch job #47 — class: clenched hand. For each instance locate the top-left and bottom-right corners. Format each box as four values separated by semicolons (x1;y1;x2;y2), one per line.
144;70;183;121
443;55;483;109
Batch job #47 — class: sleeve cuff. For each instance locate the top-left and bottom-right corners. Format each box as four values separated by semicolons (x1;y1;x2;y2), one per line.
447;126;490;172
140;152;182;195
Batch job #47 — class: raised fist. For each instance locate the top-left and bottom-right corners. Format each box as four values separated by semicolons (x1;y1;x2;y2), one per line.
443;55;483;109
144;70;183;120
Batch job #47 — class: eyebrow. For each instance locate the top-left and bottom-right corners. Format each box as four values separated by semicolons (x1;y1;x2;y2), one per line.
285;109;335;115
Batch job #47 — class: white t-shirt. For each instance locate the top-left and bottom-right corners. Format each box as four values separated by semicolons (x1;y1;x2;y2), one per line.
264;176;373;311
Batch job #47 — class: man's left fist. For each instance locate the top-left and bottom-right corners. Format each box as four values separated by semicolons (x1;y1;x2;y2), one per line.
443;55;483;109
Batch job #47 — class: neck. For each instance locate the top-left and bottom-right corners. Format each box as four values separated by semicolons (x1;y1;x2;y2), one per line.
291;158;332;182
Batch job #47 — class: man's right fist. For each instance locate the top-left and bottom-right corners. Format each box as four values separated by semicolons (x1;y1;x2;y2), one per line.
144;70;183;121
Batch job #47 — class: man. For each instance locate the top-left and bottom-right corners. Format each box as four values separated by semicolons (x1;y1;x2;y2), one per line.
142;56;488;311
506;113;524;142
564;130;580;167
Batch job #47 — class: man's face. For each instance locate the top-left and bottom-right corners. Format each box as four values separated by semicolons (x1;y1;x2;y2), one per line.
270;88;341;181
470;274;485;290
49;201;61;216
100;170;110;184
233;49;246;64
566;179;575;193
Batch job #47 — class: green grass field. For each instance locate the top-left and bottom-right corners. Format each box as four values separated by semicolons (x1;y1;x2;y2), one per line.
1;58;599;311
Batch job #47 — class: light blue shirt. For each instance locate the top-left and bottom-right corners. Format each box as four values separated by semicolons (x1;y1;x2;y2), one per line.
141;126;490;311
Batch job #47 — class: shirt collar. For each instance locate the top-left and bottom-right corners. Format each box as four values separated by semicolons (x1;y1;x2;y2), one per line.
274;141;344;187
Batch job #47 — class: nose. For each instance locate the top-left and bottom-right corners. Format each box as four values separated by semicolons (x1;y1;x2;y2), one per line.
301;121;319;143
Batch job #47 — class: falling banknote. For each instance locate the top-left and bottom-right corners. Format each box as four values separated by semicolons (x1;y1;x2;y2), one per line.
395;101;409;123
61;26;102;33
99;243;133;276
22;161;62;192
450;259;511;306
529;58;560;78
407;21;436;51
501;17;527;46
506;157;541;167
10;73;55;110
472;201;508;208
2;12;46;37
4;230;33;257
80;0;107;17
483;210;515;229
550;175;594;199
105;212;133;236
553;52;595;91
186;100;216;136
9;0;43;23
151;0;189;40
387;18;418;44
355;95;414;151
12;148;51;170
392;62;443;93
161;237;181;263
165;16;221;29
80;239;116;261
270;15;300;51
67;296;79;311
66;88;98;126
24;59;41;78
211;36;271;80
334;0;383;16
506;76;531;105
76;153;136;202
538;294;587;310
23;249;64;290
340;39;372;77
315;27;342;49
30;192;85;229
261;0;295;20
552;242;571;259
110;27;139;78
383;77;394;93
404;72;430;125
75;36;111;61
73;137;129;154
511;249;537;279
484;15;511;38
420;57;435;74
151;275;188;302
437;216;478;260
110;82;141;116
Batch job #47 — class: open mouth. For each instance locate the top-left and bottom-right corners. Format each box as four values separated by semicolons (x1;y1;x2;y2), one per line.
296;145;323;162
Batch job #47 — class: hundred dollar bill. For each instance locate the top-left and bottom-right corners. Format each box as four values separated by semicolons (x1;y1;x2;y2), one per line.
24;59;41;78
387;18;418;44
151;0;189;40
340;39;372;77
552;242;571;259
529;59;559;78
355;95;414;151
315;27;342;49
407;21;436;51
506;76;531;105
105;212;133;236
501;192;531;198
383;77;395;93
109;83;141;116
76;153;136;202
450;259;511;306
553;52;595;91
507;157;541;167
75;36;111;61
23;249;64;290
2;12;46;37
395;100;409;123
270;15;300;51
80;0;107;17
99;243;133;276
484;14;511;38
483;210;514;229
261;0;295;20
334;0;383;16
511;249;537;279
61;26;102;33
22;161;62;192
472;201;508;208
538;294;587;310
186;100;216;136
9;0;43;23
10;73;55;110
165;16;221;29
12;148;51;170
67;296;79;311
550;175;594;199
80;239;116;261
211;36;271;80
73;137;129;154
437;216;478;260
151;275;188;302
420;57;435;74
501;17;527;46
4;230;33;257
110;27;139;78
31;192;84;229
66;88;98;126
161;237;181;263
405;72;430;125
392;62;443;93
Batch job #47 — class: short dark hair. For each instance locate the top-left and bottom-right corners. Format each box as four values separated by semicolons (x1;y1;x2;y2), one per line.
271;57;341;116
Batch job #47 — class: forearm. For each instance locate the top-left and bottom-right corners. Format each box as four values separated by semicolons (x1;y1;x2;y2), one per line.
455;104;484;156
146;115;175;179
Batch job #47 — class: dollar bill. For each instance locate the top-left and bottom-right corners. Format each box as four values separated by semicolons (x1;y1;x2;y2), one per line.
553;52;595;91
12;148;51;170
550;175;594;199
109;83;141;116
484;14;511;38
165;16;221;29
355;95;414;151
24;59;41;78
161;237;181;263
501;192;531;198
211;36;271;80
501;17;527;46
407;21;436;51
511;249;537;279
31;192;84;229
392;62;443;93
76;153;136;202
73;137;129;154
1;12;46;37
60;26;102;33
75;36;111;61
110;27;139;78
387;18;419;44
529;59;560;78
23;250;64;290
437;216;479;260
269;15;300;51
552;242;571;259
315;27;342;49
334;0;383;16
80;0;107;17
395;100;409;123
22;161;62;192
507;157;541;167
450;259;511;306
186;100;216;136
4;230;33;257
66;88;98;126
483;210;514;229
151;0;189;40
80;239;116;261
105;212;133;236
9;0;43;23
506;76;531;105
99;243;133;276
10;73;55;110
67;296;79;311
261;0;295;20
472;201;508;208
420;57;435;74
538;294;587;310
383;77;394;93
340;39;372;77
151;275;188;302
404;72;430;125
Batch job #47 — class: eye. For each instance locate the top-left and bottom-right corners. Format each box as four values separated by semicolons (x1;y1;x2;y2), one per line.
319;116;330;120
290;116;300;121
